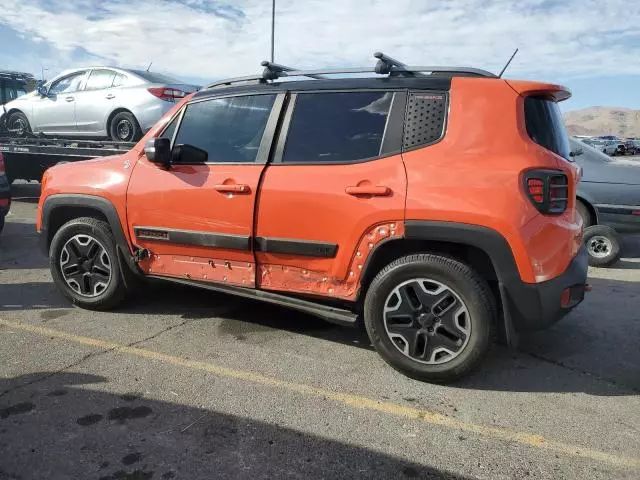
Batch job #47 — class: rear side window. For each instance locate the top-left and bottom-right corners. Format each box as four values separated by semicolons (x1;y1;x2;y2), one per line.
282;91;392;163
524;96;570;160
403;91;447;150
173;94;276;163
85;69;117;91
112;73;128;87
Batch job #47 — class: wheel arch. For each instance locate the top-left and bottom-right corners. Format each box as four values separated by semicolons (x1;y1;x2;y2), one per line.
40;194;143;280
576;195;599;226
359;221;523;347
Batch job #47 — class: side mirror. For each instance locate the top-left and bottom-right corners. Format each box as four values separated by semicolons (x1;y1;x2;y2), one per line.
144;137;171;168
570;148;584;158
36;85;49;97
172;144;208;164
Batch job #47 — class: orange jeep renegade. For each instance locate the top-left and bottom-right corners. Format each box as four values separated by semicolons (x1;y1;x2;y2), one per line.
37;53;588;382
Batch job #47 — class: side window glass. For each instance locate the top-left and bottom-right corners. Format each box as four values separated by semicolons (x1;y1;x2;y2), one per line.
173;94;276;163
160;113;181;143
112;73;128;87
282;91;392;163
49;72;85;95
85;69;117;91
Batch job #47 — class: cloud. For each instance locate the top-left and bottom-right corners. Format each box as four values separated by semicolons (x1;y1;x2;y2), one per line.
1;0;639;83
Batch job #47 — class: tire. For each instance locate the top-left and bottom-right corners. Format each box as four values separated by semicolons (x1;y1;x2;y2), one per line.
109;111;142;142
7;111;31;137
363;254;496;383
576;200;592;229
583;225;621;267
49;217;127;309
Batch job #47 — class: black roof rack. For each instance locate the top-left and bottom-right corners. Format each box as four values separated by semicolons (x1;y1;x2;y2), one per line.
0;70;35;82
207;51;497;89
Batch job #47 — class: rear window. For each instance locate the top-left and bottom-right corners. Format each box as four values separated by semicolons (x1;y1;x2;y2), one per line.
129;70;181;84
524;96;570;160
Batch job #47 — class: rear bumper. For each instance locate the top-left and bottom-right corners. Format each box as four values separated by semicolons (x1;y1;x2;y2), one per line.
503;246;588;331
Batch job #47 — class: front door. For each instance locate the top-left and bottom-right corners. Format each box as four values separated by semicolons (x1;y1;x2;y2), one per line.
126;92;284;288
255;90;407;301
33;70;87;135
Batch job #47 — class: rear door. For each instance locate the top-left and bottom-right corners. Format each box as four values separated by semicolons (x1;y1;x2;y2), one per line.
126;92;284;287
254;90;407;300
74;68;118;135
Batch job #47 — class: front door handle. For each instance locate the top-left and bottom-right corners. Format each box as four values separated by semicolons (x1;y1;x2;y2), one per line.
215;184;250;194
105;94;116;99
65;96;74;102
345;185;391;196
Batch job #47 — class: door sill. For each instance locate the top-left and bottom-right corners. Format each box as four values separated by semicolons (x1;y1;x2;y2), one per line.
148;275;358;327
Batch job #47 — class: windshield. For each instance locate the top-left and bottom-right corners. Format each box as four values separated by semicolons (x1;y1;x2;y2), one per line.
571;137;611;163
128;69;182;84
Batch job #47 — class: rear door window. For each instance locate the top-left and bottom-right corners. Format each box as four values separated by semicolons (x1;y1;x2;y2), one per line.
524;96;570;160
282;91;393;163
85;69;117;91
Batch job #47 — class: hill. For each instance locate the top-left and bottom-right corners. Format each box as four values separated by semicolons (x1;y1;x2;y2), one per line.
563;107;640;138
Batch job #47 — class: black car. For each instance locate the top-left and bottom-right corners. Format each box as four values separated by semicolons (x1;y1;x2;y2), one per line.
0;152;10;234
571;137;640;266
0;70;34;106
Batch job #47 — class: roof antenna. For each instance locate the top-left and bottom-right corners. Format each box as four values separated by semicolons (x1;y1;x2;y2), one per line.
498;48;518;78
146;62;153;72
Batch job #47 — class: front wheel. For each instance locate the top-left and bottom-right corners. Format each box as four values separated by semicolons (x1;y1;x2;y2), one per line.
584;225;621;267
364;254;496;383
7;111;31;137
49;217;127;309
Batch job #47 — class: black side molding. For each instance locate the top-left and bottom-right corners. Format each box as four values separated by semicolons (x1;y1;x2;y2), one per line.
255;236;338;258
149;275;357;327
134;226;251;251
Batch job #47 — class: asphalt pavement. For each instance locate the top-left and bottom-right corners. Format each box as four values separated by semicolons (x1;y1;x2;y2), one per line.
1;182;639;480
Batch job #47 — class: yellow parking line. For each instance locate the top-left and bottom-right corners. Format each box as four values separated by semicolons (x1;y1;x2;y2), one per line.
1;317;638;470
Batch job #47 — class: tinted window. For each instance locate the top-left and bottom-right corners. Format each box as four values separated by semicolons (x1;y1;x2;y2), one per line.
524;96;570;160
173;94;275;163
283;92;392;163
85;69;117;91
49;72;86;95
112;73;128;87
129;70;180;84
160;113;181;142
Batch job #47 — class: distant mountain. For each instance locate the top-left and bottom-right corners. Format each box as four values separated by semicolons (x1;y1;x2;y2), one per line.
564;107;640;138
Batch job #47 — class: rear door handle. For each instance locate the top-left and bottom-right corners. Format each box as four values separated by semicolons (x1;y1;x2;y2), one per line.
105;94;116;99
345;185;391;196
215;184;250;194
65;97;74;102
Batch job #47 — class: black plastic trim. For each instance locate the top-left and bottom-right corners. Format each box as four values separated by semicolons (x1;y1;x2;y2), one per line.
380;91;407;156
255;236;338;258
149;275;358;327
404;220;588;331
134;226;251;251
595;204;639;215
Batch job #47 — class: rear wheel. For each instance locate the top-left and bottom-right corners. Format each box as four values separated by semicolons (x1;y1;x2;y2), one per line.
49;217;127;309
109;111;142;142
7;111;31;137
364;254;495;383
584;225;621;267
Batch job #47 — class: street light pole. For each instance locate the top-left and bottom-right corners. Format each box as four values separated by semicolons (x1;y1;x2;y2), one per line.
270;0;275;62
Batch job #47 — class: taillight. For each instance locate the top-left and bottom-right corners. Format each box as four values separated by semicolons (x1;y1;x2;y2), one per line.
0;152;5;175
524;170;569;215
147;87;186;102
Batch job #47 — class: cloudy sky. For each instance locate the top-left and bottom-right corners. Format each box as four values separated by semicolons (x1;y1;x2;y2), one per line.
1;0;639;111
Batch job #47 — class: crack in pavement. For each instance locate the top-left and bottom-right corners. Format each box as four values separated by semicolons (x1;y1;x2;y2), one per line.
522;350;640;394
0;309;232;399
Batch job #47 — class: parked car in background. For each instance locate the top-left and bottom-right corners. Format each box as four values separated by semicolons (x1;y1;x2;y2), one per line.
582;138;618;156
571;137;640;266
0;152;10;235
0;67;199;142
623;139;640;155
0;70;34;107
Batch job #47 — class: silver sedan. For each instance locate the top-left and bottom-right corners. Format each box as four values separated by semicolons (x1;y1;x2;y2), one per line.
1;67;199;142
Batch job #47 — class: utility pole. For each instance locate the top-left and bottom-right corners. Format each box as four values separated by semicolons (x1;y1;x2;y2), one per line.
270;0;275;62
41;66;48;81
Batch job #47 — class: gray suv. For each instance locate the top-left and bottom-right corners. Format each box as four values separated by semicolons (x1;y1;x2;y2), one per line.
0;67;199;142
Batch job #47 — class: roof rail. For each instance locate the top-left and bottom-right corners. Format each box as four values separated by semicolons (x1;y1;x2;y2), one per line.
206;51;497;89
